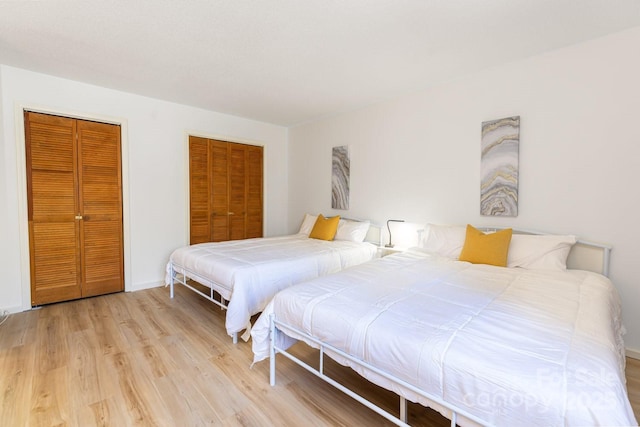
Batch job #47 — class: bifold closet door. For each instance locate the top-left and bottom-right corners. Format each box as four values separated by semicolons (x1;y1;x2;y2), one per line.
227;142;247;241
25;112;124;306
244;144;263;239
189;136;217;244
76;119;124;297
211;140;232;242
188;136;263;244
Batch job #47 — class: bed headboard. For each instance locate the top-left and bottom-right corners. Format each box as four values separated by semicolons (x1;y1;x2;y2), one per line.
480;226;612;277
566;240;612;277
364;223;382;245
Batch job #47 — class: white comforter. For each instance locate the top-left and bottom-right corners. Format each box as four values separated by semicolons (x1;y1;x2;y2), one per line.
168;234;376;337
252;250;636;426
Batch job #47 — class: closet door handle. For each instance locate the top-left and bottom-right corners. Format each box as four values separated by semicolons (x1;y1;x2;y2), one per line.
75;215;83;220
228;212;235;215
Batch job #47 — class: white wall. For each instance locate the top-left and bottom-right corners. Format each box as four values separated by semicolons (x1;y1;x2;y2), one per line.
288;27;640;353
0;65;288;312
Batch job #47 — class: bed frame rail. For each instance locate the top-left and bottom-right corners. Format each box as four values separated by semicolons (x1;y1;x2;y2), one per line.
169;263;240;343
269;315;490;427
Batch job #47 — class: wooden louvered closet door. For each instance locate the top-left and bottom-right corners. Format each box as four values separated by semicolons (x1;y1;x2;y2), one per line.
25;112;124;306
189;136;263;244
244;144;263;239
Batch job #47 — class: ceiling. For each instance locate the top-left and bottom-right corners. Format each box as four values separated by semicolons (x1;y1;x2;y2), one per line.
1;1;639;126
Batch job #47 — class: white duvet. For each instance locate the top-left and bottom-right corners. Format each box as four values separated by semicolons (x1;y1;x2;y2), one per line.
252;250;637;426
168;234;376;337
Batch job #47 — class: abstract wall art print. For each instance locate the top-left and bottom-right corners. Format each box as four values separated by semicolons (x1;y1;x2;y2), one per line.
480;116;519;217
331;145;350;210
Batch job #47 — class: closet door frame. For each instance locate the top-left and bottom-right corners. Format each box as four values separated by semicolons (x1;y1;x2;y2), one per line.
14;104;132;311
184;132;265;245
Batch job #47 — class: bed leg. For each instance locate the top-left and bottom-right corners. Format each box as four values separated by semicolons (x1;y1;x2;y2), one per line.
232;332;238;344
169;264;175;299
269;314;276;386
400;396;407;423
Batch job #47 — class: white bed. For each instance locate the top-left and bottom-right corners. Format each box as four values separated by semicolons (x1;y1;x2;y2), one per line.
167;216;378;342
251;226;637;426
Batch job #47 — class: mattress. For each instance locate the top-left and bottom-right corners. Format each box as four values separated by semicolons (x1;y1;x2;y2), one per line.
169;234;377;336
252;250;636;426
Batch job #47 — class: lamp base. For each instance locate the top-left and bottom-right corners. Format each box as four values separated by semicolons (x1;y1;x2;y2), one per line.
385;243;395;248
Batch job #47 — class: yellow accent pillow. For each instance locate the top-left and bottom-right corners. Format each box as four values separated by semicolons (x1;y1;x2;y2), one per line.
459;225;513;267
309;214;340;241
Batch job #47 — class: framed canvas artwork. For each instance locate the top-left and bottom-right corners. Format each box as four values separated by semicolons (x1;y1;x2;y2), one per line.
332;145;350;210
480;116;519;217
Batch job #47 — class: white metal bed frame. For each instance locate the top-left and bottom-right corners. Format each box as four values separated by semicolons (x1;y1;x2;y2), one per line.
267;230;613;426
269;316;488;426
169;223;382;344
168;263;240;342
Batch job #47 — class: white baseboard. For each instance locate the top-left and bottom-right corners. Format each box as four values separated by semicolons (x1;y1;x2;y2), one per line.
0;304;25;314
128;280;165;292
626;348;640;360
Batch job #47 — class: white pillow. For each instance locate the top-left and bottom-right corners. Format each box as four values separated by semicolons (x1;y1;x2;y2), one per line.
507;234;577;271
335;219;370;242
421;224;467;259
298;214;317;235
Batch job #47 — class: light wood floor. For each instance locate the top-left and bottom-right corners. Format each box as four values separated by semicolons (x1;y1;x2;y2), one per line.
1;285;638;426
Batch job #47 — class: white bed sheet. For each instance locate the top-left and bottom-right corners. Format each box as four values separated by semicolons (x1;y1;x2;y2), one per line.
168;234;376;336
252;250;636;426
